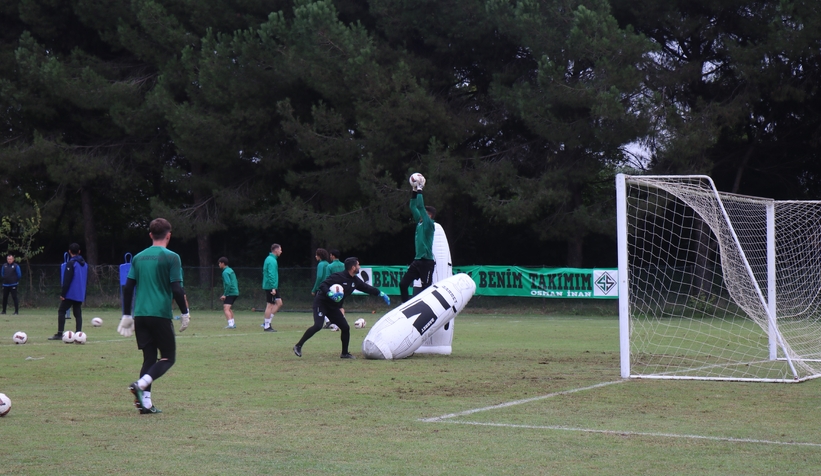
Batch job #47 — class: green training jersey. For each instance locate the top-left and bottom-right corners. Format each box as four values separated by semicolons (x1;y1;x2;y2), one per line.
312;260;330;293
327;259;344;274
411;193;435;260
222;266;239;296
127;246;183;319
262;253;279;289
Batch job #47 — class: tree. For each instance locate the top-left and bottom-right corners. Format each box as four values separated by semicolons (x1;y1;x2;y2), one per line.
0;193;44;293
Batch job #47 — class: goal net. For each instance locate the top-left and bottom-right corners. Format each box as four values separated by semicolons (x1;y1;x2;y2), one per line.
616;174;821;382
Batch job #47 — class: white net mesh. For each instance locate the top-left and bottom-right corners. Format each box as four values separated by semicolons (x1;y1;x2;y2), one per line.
621;175;821;382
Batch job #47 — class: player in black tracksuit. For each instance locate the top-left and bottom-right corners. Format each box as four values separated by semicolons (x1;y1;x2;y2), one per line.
293;257;390;359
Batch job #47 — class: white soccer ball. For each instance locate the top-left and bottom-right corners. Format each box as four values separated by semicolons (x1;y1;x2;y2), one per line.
91;317;103;327
409;172;425;188
330;284;344;295
0;393;10;417
74;331;87;344
354;318;366;329
62;331;75;344
12;331;27;345
329;323;340;332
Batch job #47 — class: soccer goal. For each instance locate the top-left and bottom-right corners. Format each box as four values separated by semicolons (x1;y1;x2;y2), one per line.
616;174;821;382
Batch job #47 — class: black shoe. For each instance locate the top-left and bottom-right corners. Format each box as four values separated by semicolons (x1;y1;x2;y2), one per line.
322;322;331;329
139;406;162;414
293;345;302;357
13;312;18;315
129;382;146;410
263;326;277;332
0;311;5;315
340;353;356;359
47;333;62;340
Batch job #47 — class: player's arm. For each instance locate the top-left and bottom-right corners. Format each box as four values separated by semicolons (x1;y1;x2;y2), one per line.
171;281;188;314
353;276;391;305
61;264;74;298
410;192;424;222
15;265;21;279
122;277;136;312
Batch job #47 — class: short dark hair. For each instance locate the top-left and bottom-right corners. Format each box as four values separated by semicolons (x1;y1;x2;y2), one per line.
425;206;436;219
68;243;81;254
218;257;229;266
6;253;13;258
149;218;172;240
344;257;359;271
329;249;341;259
316;248;329;261
271;243;281;252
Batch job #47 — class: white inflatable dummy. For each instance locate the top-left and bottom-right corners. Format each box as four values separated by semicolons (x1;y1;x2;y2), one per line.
415;223;455;354
362;273;476;360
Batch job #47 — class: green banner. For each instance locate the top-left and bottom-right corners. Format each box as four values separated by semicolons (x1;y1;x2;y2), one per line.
358;265;618;299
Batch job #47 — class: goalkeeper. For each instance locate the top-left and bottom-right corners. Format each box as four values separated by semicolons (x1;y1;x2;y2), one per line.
118;218;190;415
399;173;436;303
293;257;390;359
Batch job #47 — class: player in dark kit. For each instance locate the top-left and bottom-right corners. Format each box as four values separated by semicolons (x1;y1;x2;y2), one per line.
293;257;391;359
117;218;190;414
399;173;436;302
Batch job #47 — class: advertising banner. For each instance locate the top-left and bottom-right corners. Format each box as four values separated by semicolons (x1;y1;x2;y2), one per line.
358;265;618;299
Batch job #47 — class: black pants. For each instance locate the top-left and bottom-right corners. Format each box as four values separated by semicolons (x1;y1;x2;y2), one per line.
2;286;18;313
399;259;435;302
297;300;350;354
135;316;177;392
57;299;83;333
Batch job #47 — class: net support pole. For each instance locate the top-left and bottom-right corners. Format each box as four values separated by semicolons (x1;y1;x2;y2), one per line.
616;174;631;378
767;202;777;361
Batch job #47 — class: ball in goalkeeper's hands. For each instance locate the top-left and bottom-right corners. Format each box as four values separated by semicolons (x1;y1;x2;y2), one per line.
409;173;426;189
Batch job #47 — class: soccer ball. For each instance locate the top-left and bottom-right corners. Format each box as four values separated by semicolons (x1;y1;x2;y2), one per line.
91;317;103;327
329;323;340;332
12;331;27;344
62;331;75;344
74;331;87;344
0;393;10;417
354;318;366;329
330;284;344;295
409;173;426;188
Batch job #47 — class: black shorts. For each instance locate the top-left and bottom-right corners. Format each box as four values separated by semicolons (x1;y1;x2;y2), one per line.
265;289;282;304
135;316;176;357
223;295;238;306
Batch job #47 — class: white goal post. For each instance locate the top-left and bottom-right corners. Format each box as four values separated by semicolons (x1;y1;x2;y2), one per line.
616;174;821;382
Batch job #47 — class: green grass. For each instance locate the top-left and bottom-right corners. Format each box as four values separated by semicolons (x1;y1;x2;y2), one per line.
2;308;821;475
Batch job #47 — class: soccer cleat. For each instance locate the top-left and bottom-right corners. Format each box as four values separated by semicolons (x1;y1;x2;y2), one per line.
340;353;356;359
263;326;277;332
129;382;146;410
225;325;236;329
293;345;302;357
139;406;162;414
12;312;18;315
47;333;62;340
322;322;331;329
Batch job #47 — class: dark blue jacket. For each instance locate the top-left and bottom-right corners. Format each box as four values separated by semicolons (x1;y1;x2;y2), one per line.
61;256;88;302
2;262;21;287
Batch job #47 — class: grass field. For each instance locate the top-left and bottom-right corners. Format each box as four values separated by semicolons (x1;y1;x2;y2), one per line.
2;306;821;475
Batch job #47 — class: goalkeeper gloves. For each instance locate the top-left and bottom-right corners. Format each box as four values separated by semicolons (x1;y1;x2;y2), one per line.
179;313;190;332
379;291;391;306
117;315;134;337
327;291;344;303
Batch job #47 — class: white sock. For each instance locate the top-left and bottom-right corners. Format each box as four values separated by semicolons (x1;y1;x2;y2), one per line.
143;391;152;408
137;375;153;390
228;319;235;326
264;317;272;327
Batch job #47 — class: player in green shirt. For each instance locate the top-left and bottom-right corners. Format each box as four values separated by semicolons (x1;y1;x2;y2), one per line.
311;248;330;295
327;249;344;274
261;243;283;332
399;174;436;302
117;218;190;415
219;257;239;329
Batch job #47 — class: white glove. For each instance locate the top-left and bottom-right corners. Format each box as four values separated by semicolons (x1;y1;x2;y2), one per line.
179;313;190;332
117;315;134;337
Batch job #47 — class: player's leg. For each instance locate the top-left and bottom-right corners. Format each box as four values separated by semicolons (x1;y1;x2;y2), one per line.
399;261;421;303
132;317;176;412
51;299;72;339
326;309;352;357
263;291;276;331
72;300;83;332
419;259;436;290
294;301;326;356
10;286;18;314
1;287;8;313
223;296;236;328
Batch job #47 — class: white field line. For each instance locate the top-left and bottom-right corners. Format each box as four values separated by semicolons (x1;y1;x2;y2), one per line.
434;420;821;447
418;380;625;422
419;380;821;447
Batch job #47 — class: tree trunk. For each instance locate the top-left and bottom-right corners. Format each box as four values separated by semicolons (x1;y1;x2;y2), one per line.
566;238;584;267
80;187;98;266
